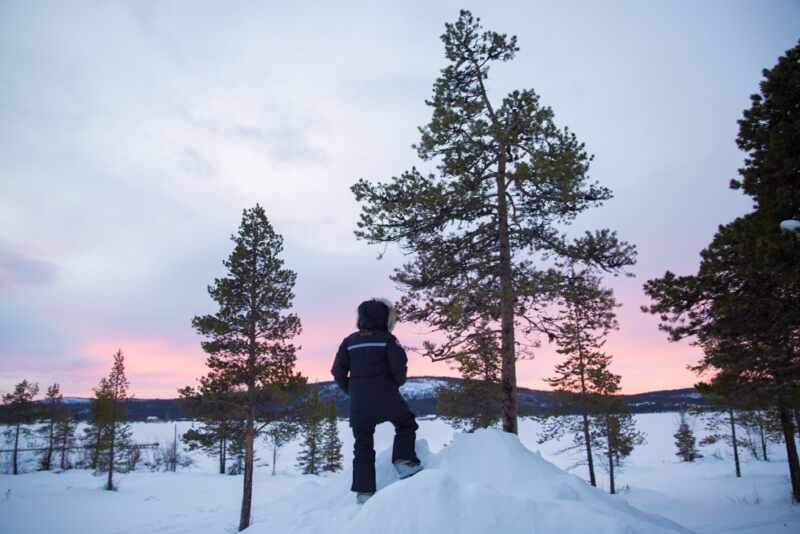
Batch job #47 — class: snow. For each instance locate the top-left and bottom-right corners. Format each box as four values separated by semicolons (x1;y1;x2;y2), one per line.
258;430;689;534
399;378;450;399
60;397;90;405
2;414;799;534
779;219;800;233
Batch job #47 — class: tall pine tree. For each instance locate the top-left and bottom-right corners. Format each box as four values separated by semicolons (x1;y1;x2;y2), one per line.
192;204;305;530
1;380;39;475
352;10;635;434
644;40;800;502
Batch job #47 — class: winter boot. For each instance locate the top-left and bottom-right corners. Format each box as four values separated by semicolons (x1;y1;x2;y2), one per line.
393;459;423;479
356;492;374;504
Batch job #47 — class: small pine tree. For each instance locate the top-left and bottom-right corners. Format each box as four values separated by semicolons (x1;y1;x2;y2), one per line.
436;324;503;432
264;420;298;476
178;371;245;475
674;411;702;462
738;408;782;462
296;389;324;475
1;380;40;475
92;350;133;490
53;411;78;470
698;408;747;477
37;383;64;471
596;410;645;495
321;400;343;473
539;267;621;488
227;429;246;475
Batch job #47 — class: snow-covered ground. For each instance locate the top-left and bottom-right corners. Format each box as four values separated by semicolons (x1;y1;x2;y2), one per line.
1;413;799;533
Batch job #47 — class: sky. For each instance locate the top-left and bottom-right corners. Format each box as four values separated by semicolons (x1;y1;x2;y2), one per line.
1;1;798;398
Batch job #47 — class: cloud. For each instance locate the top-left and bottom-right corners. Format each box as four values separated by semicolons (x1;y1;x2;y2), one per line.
0;248;57;289
1;0;798;397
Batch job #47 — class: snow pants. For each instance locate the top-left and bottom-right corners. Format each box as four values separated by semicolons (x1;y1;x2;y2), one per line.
351;413;420;493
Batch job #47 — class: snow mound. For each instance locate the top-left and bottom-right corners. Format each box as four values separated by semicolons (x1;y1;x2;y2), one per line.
252;429;693;534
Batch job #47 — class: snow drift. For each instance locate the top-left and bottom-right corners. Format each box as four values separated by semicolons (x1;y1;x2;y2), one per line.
254;429;693;534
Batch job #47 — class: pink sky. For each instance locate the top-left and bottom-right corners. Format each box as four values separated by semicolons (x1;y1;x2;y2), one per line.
46;300;701;399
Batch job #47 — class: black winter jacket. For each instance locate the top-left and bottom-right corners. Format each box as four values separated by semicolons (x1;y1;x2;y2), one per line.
331;330;410;428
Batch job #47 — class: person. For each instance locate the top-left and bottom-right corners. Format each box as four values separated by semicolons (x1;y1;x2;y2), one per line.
331;298;422;504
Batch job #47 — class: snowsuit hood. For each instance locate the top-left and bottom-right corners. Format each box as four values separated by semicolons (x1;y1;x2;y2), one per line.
356;298;397;332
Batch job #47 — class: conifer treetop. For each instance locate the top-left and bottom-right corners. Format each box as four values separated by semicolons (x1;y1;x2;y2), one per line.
192;204;303;391
352;10;635;363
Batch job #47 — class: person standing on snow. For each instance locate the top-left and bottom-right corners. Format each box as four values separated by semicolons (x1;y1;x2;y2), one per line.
331;298;422;504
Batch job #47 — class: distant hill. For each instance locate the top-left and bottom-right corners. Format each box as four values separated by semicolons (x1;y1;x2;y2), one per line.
40;377;707;421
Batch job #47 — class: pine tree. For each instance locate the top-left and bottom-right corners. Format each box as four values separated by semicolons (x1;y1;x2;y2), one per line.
597;410;644;494
643;41;800;502
37;383;64;471
264;420;298;476
321;400;343;473
674;411;702;463
436;323;503;432
82;390;108;471
296;389;324;475
738;408;781;462
226;427;247;475
698;407;747;477
178;371;245;475
1;380;39;475
351;10;635;434
53;410;78;470
540;268;620;487
192;204;305;530
592;366;644;495
91;350;133;490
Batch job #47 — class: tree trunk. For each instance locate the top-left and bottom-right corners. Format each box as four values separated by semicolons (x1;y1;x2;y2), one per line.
495;149;518;435
172;424;178;472
759;420;768;462
272;442;278;476
794;408;800;441
778;401;800;502
219;433;227;475
574;301;595;486
60;429;68;470
729;409;741;478
12;423;20;475
91;428;100;471
106;403;117;491
607;425;615;495
239;401;256;531
581;412;597;487
44;419;54;470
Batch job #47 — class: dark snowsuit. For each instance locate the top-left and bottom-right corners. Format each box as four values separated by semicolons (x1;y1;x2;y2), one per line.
331;299;419;493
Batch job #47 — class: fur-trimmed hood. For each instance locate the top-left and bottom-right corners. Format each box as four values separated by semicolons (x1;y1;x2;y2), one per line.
356;297;397;332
